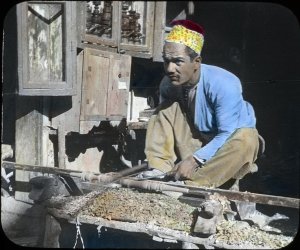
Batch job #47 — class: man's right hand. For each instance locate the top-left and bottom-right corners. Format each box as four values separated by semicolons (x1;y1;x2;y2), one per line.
168;155;200;181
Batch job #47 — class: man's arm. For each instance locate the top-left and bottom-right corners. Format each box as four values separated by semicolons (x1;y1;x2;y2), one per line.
171;76;245;180
193;76;243;162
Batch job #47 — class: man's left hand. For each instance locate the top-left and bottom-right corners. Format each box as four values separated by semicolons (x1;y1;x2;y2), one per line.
171;155;200;180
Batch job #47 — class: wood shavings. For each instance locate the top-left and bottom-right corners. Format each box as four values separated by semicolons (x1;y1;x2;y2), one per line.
214;220;294;249
47;191;103;216
80;188;196;232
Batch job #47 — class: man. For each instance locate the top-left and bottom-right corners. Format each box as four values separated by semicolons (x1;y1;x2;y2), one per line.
144;19;264;189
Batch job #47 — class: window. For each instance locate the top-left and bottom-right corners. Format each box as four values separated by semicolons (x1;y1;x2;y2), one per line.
80;1;155;58
17;1;77;95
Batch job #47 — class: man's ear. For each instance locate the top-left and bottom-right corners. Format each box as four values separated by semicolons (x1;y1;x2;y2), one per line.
195;56;201;64
193;56;201;69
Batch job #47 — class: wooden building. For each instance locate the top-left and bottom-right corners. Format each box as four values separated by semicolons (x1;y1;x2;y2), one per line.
1;1;300;248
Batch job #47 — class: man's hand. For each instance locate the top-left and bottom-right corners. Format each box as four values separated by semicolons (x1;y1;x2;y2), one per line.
170;155;200;181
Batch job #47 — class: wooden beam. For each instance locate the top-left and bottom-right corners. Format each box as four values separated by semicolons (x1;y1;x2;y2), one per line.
57;124;66;169
47;209;213;246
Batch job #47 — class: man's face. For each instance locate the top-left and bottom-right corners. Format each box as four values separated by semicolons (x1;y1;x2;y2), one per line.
163;42;200;86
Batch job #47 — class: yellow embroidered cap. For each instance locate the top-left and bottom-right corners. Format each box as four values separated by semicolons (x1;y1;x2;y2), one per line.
165;19;205;55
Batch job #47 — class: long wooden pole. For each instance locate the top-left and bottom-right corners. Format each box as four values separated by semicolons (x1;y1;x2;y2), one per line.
119;178;300;209
1;161;148;184
3;161;299;209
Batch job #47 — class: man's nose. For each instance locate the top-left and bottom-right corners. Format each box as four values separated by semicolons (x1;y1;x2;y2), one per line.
165;62;176;74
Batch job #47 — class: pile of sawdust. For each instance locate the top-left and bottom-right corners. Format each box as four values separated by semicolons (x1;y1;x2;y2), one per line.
214;220;294;249
47;191;102;216
80;187;195;232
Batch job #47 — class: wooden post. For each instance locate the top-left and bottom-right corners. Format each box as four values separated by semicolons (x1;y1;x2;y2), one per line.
15;96;43;202
43;214;61;248
58;124;66;169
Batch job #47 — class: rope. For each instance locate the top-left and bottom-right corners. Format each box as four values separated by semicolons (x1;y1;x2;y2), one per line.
73;217;85;249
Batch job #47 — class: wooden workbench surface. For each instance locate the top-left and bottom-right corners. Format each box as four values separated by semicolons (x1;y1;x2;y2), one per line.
45;192;213;246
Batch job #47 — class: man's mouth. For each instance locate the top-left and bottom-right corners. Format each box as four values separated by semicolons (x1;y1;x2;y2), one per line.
168;75;178;81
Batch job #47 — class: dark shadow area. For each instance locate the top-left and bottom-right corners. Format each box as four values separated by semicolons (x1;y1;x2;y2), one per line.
49;96;73;119
2;6;17;149
123;129;147;166
65;121;128;173
130;57;164;109
258;205;299;237
59;222;182;249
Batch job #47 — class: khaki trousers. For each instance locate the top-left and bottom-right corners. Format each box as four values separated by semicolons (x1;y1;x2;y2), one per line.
145;101;260;188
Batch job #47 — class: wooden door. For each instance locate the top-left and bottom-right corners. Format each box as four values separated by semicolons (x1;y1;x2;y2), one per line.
80;48;131;121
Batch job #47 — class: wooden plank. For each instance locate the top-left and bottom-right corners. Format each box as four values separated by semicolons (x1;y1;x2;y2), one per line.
127;121;148;130
118;49;152;59
81;42;118;53
17;88;76;96
57;124;66;169
152;2;166;62
41;97;54;167
80;48;110;120
106;53;131;117
71;50;83;132
80;48;131;121
67;147;103;173
42;51;83;170
51;50;83;132
119;44;151;53
47;209;212;246
84;34;118;47
17;2;27;94
79;120;100;134
81;115;125;121
76;2;85;47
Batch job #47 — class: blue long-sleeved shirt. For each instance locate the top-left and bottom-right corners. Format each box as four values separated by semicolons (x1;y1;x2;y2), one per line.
160;64;256;161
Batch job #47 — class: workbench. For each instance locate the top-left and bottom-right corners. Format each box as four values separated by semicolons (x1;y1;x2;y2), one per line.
42;186;295;249
43;189;213;249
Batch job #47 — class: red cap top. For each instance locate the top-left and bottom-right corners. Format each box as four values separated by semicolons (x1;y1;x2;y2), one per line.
170;19;205;36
